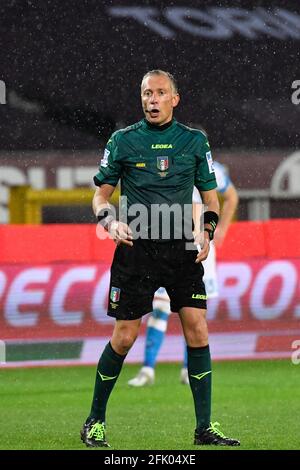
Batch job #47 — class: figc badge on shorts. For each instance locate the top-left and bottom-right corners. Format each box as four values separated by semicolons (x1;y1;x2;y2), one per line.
110;286;121;302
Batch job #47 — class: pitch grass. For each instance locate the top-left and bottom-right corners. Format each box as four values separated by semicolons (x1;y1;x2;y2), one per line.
1;360;299;450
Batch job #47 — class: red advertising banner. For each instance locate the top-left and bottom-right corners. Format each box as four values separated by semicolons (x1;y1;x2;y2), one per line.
2;220;300;265
0;263;113;340
1;259;299;342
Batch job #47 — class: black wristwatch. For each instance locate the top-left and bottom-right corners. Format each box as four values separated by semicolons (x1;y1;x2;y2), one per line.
204;228;214;241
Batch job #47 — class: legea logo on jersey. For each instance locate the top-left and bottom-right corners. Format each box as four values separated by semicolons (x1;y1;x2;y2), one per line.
152;144;173;149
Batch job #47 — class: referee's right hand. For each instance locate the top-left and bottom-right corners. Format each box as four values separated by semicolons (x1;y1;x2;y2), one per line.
108;221;133;247
194;230;210;263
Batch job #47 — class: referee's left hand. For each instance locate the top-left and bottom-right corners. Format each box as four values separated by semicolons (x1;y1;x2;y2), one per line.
109;221;133;247
194;231;210;263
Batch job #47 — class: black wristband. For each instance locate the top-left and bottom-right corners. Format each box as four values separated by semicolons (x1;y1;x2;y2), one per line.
203;211;219;239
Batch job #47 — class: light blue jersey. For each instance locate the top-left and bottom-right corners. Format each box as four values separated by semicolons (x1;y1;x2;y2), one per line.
214;161;232;194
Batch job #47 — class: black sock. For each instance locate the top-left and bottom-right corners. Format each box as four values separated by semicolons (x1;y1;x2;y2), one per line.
89;342;126;422
187;344;212;431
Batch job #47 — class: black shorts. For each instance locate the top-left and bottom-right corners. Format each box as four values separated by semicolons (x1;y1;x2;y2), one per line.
107;239;207;320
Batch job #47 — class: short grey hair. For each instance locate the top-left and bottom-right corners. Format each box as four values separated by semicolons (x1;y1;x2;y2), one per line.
141;69;178;95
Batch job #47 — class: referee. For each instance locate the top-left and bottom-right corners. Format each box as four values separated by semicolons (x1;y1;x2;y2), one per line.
80;69;240;448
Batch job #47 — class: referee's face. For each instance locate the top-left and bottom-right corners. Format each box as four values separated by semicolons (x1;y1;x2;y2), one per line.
141;75;180;126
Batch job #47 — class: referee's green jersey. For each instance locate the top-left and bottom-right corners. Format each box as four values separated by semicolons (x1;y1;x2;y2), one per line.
94;118;217;208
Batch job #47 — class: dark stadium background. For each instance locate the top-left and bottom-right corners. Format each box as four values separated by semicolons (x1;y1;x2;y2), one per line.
0;0;299;151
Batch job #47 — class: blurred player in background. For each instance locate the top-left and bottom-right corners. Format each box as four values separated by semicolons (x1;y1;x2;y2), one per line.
128;165;239;387
81;69;240;448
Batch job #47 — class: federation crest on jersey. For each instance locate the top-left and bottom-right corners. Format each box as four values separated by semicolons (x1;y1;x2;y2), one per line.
110;286;121;302
157;156;169;171
206;151;215;174
100;148;110;168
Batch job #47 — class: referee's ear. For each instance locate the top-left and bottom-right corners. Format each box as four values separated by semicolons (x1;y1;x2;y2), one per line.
172;93;180;109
